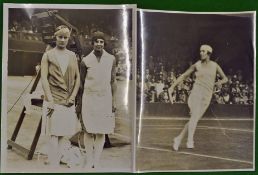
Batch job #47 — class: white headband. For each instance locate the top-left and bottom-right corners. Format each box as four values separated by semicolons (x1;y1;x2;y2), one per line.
54;27;71;37
200;45;213;53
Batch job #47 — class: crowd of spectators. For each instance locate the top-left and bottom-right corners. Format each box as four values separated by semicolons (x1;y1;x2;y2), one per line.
8;19;121;45
9;17;131;79
213;69;254;105
137;57;254;105
9;20;38;33
8;20;42;41
77;23;119;41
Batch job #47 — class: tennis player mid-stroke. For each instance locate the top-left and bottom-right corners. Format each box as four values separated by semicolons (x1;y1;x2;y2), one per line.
168;45;228;151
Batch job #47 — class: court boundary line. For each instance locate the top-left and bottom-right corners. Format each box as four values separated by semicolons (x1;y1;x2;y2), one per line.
140;125;254;133
138;146;253;165
137;117;253;121
113;133;131;143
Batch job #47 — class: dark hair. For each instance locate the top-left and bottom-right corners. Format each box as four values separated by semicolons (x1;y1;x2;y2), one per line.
91;31;106;45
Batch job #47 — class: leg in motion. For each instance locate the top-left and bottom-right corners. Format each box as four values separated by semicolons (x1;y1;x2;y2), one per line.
173;122;189;151
187;115;199;148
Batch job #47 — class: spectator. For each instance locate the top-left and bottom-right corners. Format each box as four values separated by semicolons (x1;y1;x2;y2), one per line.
222;91;230;104
155;79;165;97
159;87;170;103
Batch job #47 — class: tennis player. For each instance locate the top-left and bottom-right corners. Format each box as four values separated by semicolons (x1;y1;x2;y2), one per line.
168;44;228;150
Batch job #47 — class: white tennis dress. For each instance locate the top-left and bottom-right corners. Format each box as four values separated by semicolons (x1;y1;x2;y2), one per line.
81;50;115;134
41;49;78;136
188;60;218;118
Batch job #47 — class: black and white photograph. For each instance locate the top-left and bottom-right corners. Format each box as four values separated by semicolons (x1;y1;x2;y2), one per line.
1;3;256;174
1;4;136;173
136;9;255;171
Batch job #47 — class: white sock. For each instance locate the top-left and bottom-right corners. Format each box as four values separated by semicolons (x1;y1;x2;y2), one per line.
48;135;59;167
93;134;105;168
83;132;94;168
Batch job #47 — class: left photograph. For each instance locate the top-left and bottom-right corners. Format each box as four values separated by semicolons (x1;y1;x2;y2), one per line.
2;4;136;173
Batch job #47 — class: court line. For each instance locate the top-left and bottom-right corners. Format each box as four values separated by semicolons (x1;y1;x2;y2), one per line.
138;146;253;165
113;133;131;143
137;117;253;121
151;127;253;133
115;116;131;122
140;125;253;133
202;126;253;133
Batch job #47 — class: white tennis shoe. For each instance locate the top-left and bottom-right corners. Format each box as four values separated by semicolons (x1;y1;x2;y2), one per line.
186;141;194;149
173;137;181;151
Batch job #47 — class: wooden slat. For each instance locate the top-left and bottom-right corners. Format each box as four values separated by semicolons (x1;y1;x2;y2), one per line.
7;140;30;156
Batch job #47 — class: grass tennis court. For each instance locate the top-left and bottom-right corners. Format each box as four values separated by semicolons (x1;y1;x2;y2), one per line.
136;116;254;171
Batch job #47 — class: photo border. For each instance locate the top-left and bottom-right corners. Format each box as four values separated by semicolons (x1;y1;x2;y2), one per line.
1;3;137;173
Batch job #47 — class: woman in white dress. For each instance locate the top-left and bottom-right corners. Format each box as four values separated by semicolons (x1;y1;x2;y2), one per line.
41;25;80;167
168;45;228;151
78;31;116;169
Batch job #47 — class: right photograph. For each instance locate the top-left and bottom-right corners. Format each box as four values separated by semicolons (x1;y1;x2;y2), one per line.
136;9;255;172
